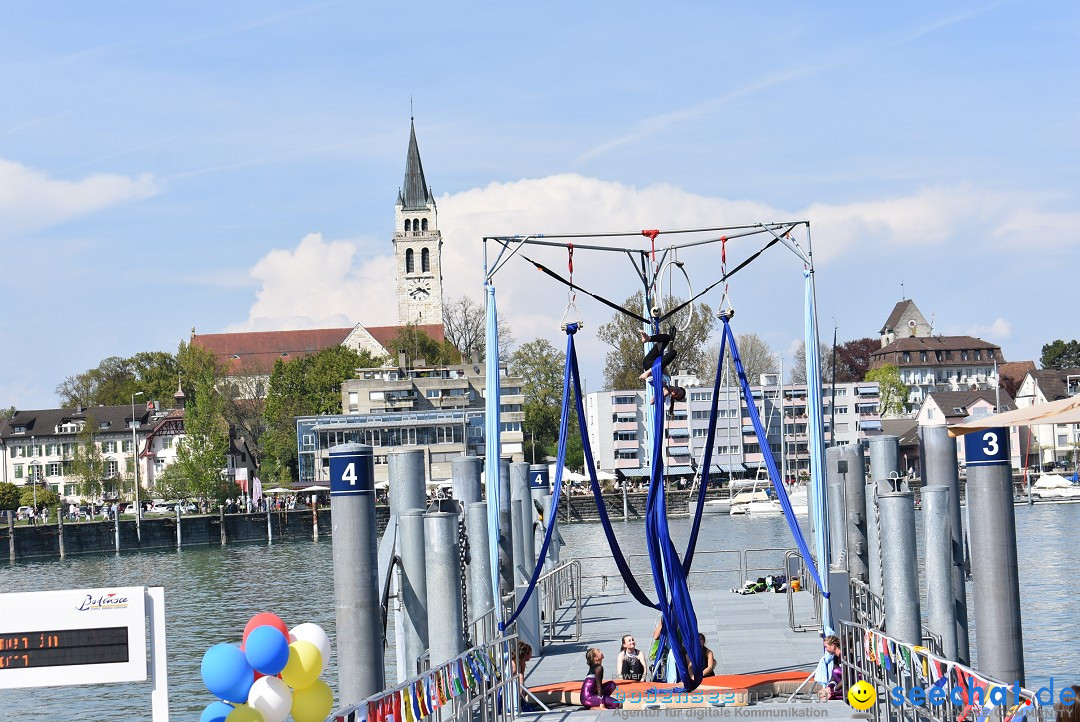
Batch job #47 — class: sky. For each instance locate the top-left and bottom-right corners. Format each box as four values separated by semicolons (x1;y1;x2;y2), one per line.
2;1;1078;409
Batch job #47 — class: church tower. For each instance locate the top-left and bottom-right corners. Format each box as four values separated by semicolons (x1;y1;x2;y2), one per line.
394;119;444;326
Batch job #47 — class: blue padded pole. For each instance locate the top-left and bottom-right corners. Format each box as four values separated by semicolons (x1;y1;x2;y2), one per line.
484;283;503;628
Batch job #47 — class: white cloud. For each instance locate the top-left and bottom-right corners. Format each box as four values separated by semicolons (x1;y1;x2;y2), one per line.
0;157;157;238
226;232;397;332
233;175;1057;380
966;318;1013;341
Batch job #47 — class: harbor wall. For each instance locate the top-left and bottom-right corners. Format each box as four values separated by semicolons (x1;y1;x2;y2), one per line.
1;489;727;562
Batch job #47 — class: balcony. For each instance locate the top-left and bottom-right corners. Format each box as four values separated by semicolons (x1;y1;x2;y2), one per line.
613;421;638;432
612;401;638;414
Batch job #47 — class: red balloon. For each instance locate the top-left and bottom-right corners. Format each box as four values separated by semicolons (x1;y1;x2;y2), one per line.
243;613;288;644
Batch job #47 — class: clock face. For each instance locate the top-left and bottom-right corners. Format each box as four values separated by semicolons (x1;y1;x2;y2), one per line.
409;283;430;300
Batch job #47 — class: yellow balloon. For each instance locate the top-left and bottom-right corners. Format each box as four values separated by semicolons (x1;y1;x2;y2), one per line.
281;640;323;690
225;704;265;722
291;679;333;722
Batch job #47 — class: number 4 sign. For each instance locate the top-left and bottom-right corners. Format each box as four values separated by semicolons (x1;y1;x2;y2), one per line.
329;444;375;496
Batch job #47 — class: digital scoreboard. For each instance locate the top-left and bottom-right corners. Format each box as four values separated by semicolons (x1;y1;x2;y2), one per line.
0;587;147;689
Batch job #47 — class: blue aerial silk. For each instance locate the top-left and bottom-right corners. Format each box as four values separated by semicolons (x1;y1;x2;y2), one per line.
804;269;833;634
484;283;502;626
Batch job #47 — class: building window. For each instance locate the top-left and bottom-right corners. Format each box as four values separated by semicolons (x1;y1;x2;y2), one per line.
499;422;521;433
13;465;22;479
405;219;412;232
613;413;636;423
103;441;117;453
903;352;910;363
692;428;709;438
426;389;441;398
616;450;637;460
122;440;132;453
106;460;119;478
691;410;711;420
613;395;636;405
421;248;430;273
835;388;847;396
48;463;62;476
421;218;428;231
690;391;713;402
405;248;414;273
163;437;173;449
975;350;982;360
614;431;637;441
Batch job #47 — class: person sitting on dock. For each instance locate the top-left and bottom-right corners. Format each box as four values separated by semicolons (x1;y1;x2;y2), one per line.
817;635;844;701
512;641;537;712
698;634;716;677
616;634;649;681
580;648;620;709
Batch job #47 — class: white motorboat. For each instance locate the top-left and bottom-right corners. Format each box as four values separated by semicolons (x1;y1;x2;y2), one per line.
1030;474;1080;500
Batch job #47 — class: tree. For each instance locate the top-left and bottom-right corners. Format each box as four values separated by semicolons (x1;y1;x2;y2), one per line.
510;339;566;464
386;324;460;367
171;342;232;506
68;413;108;500
0;407;15;420
791;341;834;385
20;484;59;509
834;337;879;382
866;364;908;417
1040;339;1080;370
707;332;777;386
55;351;178;408
596;291;716;390
0;482;19;511
443;294;514;362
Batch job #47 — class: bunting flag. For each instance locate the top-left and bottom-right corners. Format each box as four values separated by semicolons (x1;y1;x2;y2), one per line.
393;690;401;722
405;686;417;722
460;658;475;692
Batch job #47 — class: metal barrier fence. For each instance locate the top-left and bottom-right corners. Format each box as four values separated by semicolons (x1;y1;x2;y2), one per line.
334;632;520;722
536;559;581;644
575;547;797;595
838;621;1041;722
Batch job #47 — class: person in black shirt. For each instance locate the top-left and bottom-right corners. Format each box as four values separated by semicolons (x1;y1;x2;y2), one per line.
616;634;649;681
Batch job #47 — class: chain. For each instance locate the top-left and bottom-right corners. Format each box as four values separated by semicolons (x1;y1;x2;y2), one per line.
458;515;471;647
873;483;885;628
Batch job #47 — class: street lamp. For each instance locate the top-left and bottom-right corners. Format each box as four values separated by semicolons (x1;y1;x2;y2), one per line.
131;391;144;541
30;435;38;515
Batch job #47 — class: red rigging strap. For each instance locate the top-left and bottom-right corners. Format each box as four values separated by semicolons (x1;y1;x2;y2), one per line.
642;229;659;264
567;243;574;276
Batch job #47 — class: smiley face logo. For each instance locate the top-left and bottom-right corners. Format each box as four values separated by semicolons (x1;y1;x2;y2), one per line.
847;680;877;710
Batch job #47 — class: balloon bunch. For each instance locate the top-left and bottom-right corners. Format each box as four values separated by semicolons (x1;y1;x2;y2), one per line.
200;612;334;722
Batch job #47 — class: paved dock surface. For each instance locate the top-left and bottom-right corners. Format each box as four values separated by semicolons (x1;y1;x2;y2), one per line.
524;587;857;719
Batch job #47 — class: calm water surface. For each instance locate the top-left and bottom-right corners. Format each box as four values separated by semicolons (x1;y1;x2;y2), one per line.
0;502;1076;719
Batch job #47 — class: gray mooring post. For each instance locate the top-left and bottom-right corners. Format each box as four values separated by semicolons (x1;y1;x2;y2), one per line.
868;435;901;484
266;505;272;545
398;509;429;678
57;509;65;559
219;506;226;547
388;449;427;514
466;501;495;624
451;456;483;506
312;496;318;541
497;456;514;600
923;485;958;661
920;425;970;664
878;488;922;645
542;493;560;568
825;447;847;569
176;505;182;550
865;478;882;598
840;444;869;583
115;506;122;553
425;509;465;666
329;443;384;704
963;427;1025;684
511;498;527;583
511;462;536;570
8;511;15;563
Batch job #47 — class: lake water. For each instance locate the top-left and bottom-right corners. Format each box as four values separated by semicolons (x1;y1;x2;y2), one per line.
0;502;1076;719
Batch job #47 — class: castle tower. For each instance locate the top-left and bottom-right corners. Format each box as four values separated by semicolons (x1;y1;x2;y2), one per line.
394;119;444;325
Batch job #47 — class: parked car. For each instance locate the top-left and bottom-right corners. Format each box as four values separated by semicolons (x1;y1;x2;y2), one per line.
16;506;33;519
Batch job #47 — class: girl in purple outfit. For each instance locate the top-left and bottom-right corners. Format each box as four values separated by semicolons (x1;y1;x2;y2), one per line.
580;648;621;709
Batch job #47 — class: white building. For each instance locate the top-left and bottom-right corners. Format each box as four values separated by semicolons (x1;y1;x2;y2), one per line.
1014;368;1080;468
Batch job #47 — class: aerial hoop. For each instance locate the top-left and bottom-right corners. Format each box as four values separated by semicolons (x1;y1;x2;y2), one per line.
657;251;695;333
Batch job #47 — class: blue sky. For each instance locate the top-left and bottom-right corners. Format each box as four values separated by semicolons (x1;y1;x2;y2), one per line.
2;1;1078;408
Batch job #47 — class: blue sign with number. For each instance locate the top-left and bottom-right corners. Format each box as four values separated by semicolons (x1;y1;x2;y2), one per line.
963;427;1010;467
329;443;374;496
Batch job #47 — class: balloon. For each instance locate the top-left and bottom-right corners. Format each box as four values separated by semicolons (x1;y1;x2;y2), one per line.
245;625;289;676
243;612;288;644
202;643;255;704
291;679;333;722
280;640;323;690
247;675;292;722
289;623;332;664
225;705;265;722
200;701;234;722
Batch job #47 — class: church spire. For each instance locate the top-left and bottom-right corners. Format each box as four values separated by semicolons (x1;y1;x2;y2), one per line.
400;118;434;210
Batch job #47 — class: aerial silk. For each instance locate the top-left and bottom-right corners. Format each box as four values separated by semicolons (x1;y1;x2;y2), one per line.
484;283;503;624
804;269;834;635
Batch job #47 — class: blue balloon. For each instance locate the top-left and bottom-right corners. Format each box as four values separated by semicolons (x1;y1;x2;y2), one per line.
201;643;254;704
244;624;290;676
200;700;234;722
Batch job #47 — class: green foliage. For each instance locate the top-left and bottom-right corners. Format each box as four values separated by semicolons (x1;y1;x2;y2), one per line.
0;482;19;511
865;364;908;416
386;324;460;368
55;351;179;408
20;485;59;509
0;407;15;420
596;291;715;391
510;339;566;464
68;413;108;500
1040;339;1080;370
152;464;191;504
261;346;379;484
172;342;232;506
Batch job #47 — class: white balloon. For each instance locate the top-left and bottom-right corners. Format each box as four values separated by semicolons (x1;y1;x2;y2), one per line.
289;623;332;664
247;675;292;722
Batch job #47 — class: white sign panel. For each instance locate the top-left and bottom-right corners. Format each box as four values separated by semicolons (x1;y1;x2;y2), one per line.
0;586;147;689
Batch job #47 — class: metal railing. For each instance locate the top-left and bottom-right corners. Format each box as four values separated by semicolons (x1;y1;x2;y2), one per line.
784;550;819;632
334;632;520;722
574;547;797;595
536;559;581;644
838;620;1041;722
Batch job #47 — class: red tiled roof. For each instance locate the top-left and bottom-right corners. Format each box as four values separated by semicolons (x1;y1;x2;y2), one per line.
192;324;447;375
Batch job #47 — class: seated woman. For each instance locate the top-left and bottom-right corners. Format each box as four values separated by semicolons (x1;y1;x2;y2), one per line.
580;648;621;709
615;634;649;681
511;641;536;712
817;635;844;701
698;634;716;677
